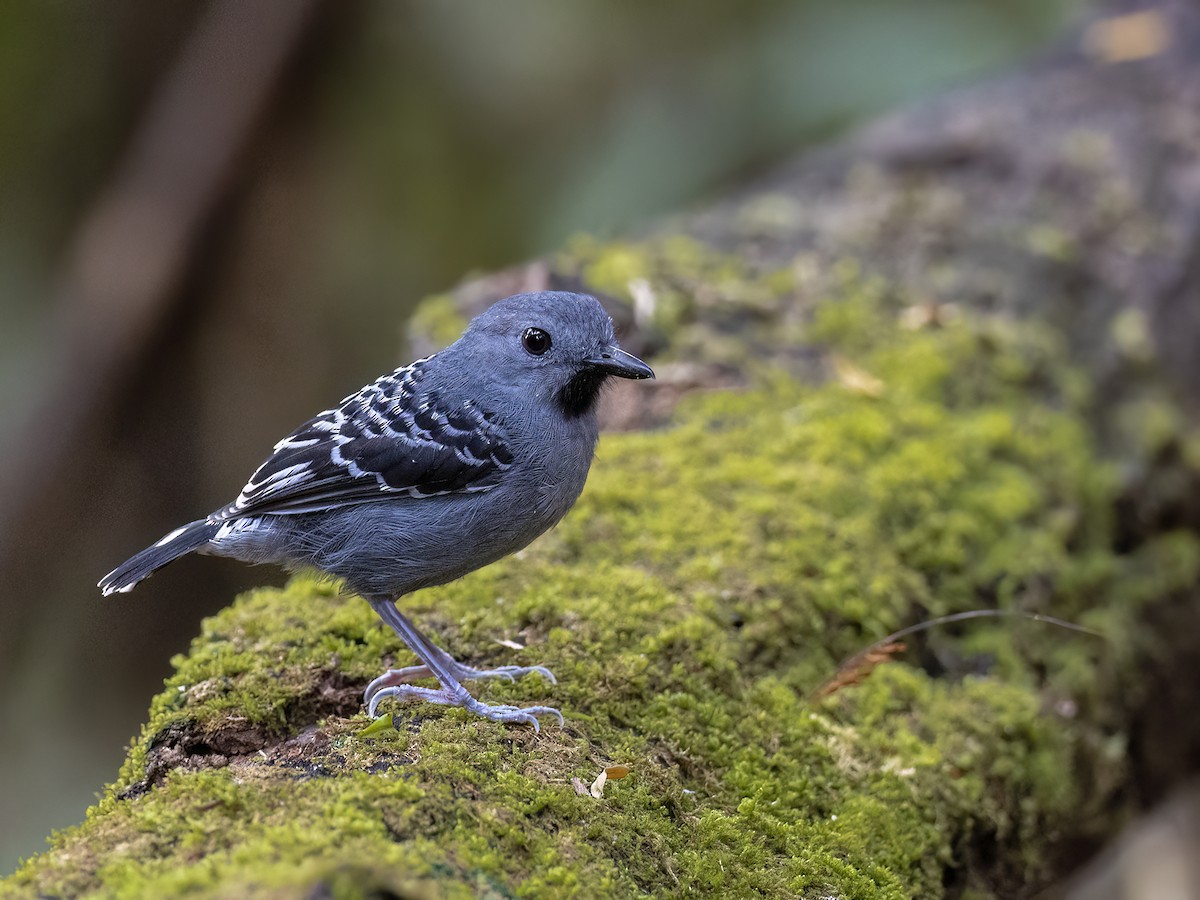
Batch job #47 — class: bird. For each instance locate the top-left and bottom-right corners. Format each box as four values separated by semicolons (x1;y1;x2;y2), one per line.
99;291;654;730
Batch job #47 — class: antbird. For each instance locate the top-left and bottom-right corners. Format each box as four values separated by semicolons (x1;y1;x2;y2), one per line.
100;291;654;729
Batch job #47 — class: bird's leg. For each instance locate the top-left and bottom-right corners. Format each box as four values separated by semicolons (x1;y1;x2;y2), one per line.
364;597;562;731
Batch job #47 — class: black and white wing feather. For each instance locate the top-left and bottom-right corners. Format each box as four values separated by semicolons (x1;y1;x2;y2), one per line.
214;359;514;520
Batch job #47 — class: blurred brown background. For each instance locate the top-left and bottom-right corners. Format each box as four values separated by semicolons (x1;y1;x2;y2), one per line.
0;0;1074;871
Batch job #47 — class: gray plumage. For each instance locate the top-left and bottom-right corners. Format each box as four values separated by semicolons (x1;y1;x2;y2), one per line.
99;291;653;729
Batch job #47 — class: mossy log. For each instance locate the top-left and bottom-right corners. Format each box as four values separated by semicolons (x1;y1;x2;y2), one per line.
8;3;1200;898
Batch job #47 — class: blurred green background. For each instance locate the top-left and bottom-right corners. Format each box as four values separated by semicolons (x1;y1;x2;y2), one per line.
0;0;1077;872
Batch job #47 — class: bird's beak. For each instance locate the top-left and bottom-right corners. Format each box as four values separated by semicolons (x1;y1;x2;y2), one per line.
585;346;655;380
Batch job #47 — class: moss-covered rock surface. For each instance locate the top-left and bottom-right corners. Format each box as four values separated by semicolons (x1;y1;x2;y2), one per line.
7;243;1199;898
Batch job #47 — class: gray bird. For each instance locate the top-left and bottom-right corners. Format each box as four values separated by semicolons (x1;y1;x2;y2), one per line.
99;291;653;729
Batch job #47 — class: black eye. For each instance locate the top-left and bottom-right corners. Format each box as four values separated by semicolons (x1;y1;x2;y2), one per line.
522;327;552;356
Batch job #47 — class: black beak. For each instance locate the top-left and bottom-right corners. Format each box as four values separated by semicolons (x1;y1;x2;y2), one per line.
585;346;655;380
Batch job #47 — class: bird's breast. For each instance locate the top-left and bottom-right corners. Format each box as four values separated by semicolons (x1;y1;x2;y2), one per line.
515;415;600;529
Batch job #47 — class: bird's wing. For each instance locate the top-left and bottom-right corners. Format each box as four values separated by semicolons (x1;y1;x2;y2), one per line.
212;359;514;519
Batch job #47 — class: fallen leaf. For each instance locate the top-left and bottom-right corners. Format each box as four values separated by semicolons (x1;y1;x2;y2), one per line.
628;278;658;327
900;300;959;331
359;714;396;738
1083;11;1168;63
494;638;525;650
590;770;608;799
831;355;884;398
571;777;590;797
813;641;908;699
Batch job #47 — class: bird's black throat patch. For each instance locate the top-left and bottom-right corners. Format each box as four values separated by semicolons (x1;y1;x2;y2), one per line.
556;368;609;418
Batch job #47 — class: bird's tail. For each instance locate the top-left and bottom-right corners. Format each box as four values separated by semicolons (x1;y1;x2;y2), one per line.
98;519;219;596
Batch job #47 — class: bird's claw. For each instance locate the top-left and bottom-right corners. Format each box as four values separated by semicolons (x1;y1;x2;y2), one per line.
465;663;557;684
464;698;564;732
367;683;563;732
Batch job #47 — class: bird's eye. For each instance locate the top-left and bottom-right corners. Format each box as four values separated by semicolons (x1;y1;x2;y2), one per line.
522;327;552;356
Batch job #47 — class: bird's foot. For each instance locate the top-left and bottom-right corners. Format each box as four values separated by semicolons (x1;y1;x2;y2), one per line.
362;599;561;731
366;683;563;732
363;660;555;709
459;662;558;684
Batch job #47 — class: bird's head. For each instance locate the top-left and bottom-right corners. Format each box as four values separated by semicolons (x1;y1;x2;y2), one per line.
454;291;654;417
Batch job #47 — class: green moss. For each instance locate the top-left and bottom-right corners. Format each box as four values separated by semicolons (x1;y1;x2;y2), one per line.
6;239;1196;898
407;291;470;350
559;234;800;364
1024;225;1077;263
